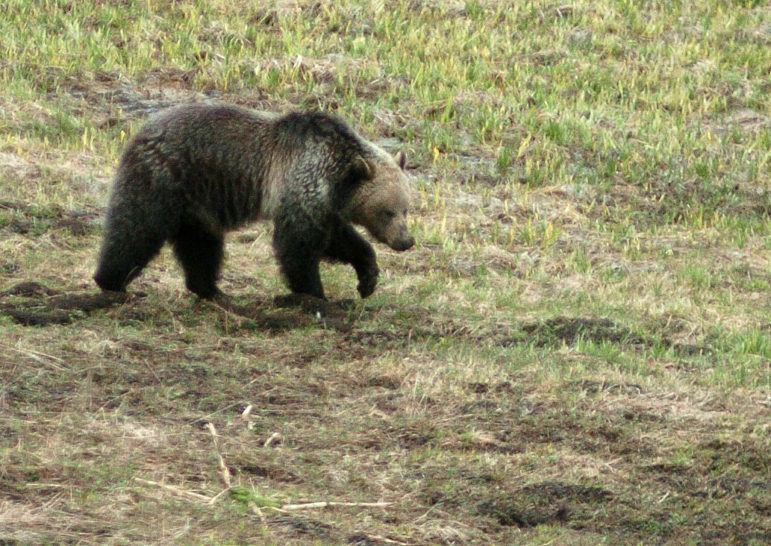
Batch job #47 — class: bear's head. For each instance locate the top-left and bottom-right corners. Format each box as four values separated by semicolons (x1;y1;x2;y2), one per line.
348;147;415;252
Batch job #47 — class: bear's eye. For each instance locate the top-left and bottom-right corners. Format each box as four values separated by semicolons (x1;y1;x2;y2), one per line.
382;210;396;219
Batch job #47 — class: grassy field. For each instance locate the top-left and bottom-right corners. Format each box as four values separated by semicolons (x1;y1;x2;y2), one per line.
1;0;769;543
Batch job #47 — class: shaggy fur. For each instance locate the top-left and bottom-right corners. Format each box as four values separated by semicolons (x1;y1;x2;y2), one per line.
94;103;413;300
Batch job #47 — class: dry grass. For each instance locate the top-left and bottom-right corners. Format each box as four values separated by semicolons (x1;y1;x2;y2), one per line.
1;1;769;544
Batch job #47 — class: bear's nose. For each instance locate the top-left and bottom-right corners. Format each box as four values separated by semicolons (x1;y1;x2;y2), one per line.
395;236;414;251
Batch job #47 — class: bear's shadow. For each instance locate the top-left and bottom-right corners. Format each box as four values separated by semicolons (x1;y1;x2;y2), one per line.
211;292;356;332
0;282;355;331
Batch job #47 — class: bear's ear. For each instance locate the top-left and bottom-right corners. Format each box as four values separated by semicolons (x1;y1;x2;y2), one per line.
351;155;375;182
395;151;406;170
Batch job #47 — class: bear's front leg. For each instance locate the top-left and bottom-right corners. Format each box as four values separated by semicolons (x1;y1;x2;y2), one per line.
276;249;325;300
325;221;379;298
281;261;325;299
273;213;327;299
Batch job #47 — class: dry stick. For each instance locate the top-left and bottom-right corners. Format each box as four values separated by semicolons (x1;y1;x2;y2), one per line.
241;404;255;431
204;422;238;506
206;422;232;489
263;431;282;447
133;477;212;503
208;487;232;505
361;535;408;546
279;501;392;510
205;420;268;522
3;345;67;371
250;500;268;524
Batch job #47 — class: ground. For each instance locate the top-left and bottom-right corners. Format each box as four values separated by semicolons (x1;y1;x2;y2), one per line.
0;1;769;544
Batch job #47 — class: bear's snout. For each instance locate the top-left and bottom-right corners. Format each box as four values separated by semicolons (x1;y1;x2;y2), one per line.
390;235;415;252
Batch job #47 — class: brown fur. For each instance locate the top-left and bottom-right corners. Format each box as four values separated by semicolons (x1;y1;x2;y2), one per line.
94;103;414;300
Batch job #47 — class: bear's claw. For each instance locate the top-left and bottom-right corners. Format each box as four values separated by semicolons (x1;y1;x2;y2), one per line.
357;267;379;298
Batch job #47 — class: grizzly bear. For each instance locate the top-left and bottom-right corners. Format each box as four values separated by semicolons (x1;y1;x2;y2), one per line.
93;103;414;300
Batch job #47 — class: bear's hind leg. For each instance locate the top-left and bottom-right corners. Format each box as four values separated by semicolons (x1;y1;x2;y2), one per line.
94;209;169;292
94;164;183;293
171;218;225;299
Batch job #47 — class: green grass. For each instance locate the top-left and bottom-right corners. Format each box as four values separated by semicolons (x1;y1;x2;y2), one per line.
1;0;769;543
